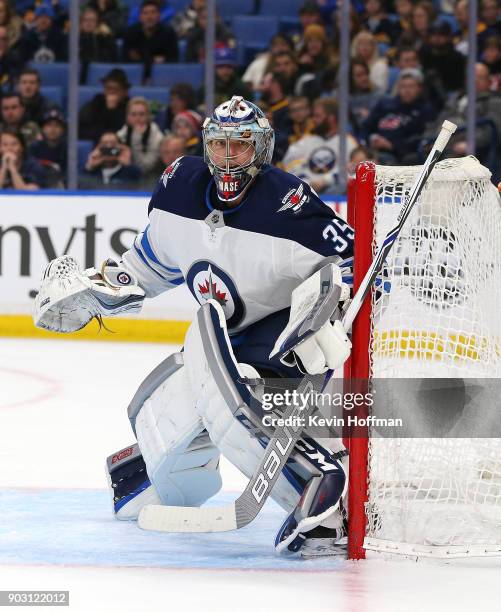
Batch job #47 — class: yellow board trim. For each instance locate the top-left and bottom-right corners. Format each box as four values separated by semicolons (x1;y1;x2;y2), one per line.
0;315;190;344
373;329;501;362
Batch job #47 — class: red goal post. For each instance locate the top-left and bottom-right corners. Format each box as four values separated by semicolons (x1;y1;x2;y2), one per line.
344;158;501;560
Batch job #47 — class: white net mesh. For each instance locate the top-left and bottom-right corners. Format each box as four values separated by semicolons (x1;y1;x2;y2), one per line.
364;156;501;556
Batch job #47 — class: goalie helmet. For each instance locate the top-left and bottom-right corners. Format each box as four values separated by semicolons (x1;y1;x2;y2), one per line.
203;96;274;202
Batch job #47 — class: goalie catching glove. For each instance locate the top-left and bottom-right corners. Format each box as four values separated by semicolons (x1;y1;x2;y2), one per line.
270;263;351;375
33;255;145;333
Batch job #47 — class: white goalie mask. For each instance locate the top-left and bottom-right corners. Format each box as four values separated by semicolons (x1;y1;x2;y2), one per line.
203;96;275;202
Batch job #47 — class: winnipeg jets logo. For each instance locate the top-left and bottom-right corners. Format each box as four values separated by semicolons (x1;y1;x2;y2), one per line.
186;261;245;328
197;267;228;307
161;157;182;187
278;183;308;213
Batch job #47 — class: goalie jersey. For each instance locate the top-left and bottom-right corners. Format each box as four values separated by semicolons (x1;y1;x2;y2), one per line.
122;155;354;336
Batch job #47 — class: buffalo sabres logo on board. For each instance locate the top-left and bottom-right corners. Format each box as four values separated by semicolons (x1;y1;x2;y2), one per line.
160;157;182;187
186;261;245;328
278;183;308;213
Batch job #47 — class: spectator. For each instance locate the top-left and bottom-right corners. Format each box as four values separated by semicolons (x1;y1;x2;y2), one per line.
478;0;501;53
83;130;141;187
242;33;294;93
271;49;319;98
171;110;202;156
331;4;361;53
297;24;337;79
123;0;178;80
171;0;205;39
126;0;175;29
454;0;470;56
393;0;414;41
87;0;126;38
419;21;466;95
351;31;389;93
282;97;358;193
0;93;40;145
0;0;22;50
19;4;67;62
185;3;234;63
349;58;383;136
0;25;23;91
16;68;53;126
270;50;300;95
427;63;501;162
347;144;378;177
362;0;399;46
287;95;314;145
404;1;436;49
482;36;501;90
199;47;252;108
164;82;196;131
260;71;293;161
29;107;66;186
292;1;324;50
80;5;118;83
395;46;421;71
79;68;130;142
30;107;66;169
117;96;164;176
158;134;187;168
362;68;434;164
392;45;446;110
0;129;46;189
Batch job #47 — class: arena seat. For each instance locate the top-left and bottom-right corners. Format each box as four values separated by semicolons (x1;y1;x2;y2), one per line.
231;16;279;64
38;86;62;110
30;63;69;88
129;86;169;105
86;63;143;86
217;0;254;17
258;0;303;17
231;15;279;46
77;140;93;170
150;63;203;88
78;86;101;108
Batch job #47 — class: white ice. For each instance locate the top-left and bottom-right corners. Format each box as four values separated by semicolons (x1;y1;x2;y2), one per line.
1;338;499;612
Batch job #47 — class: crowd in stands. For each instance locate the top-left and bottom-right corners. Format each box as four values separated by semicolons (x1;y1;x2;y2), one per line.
0;0;499;192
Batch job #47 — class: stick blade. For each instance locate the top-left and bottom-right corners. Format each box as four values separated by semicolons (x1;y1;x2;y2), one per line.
138;503;238;533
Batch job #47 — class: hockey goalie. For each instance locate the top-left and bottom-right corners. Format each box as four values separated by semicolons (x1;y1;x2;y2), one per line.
33;97;354;557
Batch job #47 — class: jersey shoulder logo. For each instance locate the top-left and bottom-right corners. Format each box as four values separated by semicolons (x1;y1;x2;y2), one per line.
277;183;308;214
160;157;182;187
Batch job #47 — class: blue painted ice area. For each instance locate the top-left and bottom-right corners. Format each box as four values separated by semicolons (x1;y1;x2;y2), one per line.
1;489;341;571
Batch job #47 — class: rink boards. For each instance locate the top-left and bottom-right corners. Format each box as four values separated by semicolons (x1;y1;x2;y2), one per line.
0;191;346;342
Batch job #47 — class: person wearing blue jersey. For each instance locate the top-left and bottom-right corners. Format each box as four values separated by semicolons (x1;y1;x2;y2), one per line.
34;97;355;557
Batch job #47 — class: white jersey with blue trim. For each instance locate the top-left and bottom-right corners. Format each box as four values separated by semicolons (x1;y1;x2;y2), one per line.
122;156;354;334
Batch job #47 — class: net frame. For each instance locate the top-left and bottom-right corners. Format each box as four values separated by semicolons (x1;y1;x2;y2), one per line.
345;158;501;560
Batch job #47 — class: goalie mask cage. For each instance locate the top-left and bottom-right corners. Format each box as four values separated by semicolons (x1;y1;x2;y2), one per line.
345;157;501;560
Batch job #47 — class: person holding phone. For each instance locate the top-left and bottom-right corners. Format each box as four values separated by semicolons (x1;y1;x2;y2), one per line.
83;130;141;188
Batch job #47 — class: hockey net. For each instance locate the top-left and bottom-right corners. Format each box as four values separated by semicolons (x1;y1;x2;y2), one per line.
345;157;501;559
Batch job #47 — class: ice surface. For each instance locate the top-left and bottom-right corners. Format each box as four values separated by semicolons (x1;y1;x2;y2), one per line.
1;338;499;611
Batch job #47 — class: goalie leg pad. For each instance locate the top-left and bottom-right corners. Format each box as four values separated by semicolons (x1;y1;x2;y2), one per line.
135;362;223;508
182;301;350;515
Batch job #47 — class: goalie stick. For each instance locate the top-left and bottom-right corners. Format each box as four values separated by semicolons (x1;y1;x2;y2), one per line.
138;120;457;534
